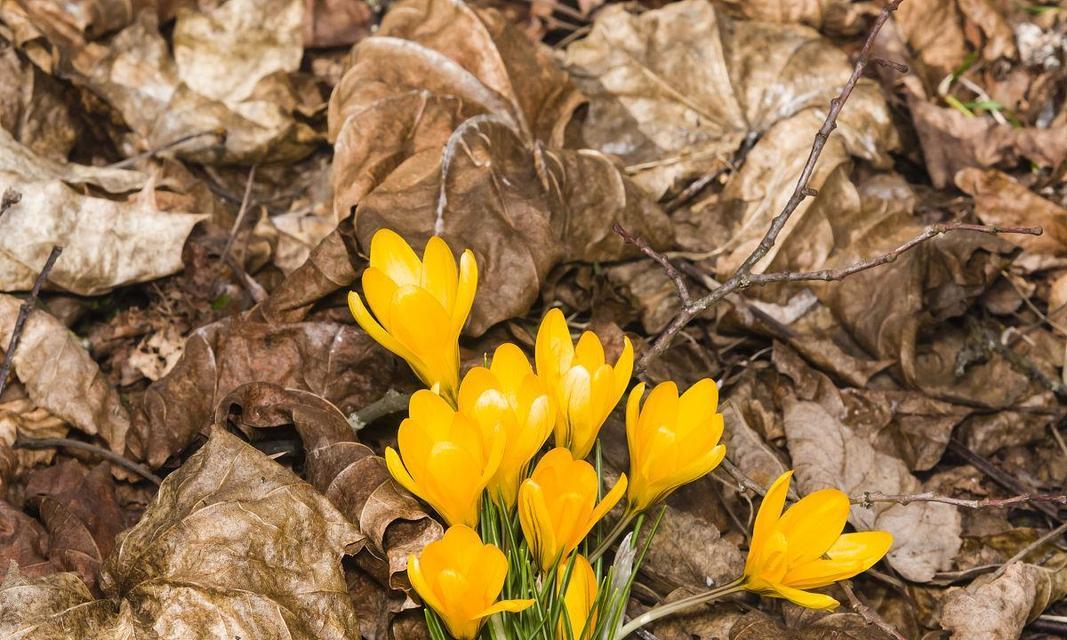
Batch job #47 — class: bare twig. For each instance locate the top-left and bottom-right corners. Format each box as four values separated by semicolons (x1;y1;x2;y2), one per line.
856;491;1067;510
622;0;909;372
613;223;691;306
840;580;907;640
108;129;226;169
990;522;1067;581
348;389;412;433
223;164;258;260
0;246;63;399
15;436;162;485
0;188;20;215
948;437;1065;523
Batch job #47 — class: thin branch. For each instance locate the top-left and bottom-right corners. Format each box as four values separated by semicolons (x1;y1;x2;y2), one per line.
223;164;258;260
0;246;63;399
948;437;1064;523
856;491;1067;510
613;223;691;306
347;389;412;433
624;0;907;372
108;129;226;169
14;436;162;485
990;522;1067;581
840;580;907;640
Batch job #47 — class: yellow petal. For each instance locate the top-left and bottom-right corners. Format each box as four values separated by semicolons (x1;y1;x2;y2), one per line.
777;488;850;564
370;228;422;287
784;531;893;589
768;583;840;610
347;291;423;368
407;553;449;622
421;236;459;312
612;337;634;402
453;248;478;334
536;308;574;382
573;331;605;370
745;471;792;578
581;473;627;542
473;598;535;618
489;342;534;390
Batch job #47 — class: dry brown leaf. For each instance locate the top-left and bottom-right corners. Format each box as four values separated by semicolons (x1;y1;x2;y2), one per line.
328;0;671;333
0;295;128;453
716;0;878;34
0;501;54;579
0;428;363;639
0;43;80;160
731;609;896;640
0;179;206;296
303;0;373;48
955;168;1067;255
784;399;962;582
940;562;1067;640
129;315;397;467
24;460;126;591
564;0;896;203
214;383;441;605
911;99;1067;188
0;396;68;470
0;127;144;193
721;401;789;488
640;504;745;594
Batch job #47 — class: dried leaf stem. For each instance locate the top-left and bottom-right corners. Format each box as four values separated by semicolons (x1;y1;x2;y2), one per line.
840;580;907;640
0;246;63;398
14;436;162;485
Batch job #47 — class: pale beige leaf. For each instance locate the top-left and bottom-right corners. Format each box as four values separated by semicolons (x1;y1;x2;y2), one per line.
0;127;144;193
0;178;206;296
940;562;1067;640
173;0;304;105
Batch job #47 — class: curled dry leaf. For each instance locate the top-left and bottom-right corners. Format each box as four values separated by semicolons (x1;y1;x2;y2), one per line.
0;127;145;193
328;0;671;333
783;399;963;582
214;383;442;604
564;0;896;208
303;0;374;48
0;178;206;296
129;315;397;467
721;402;789;488
24;460;126;591
0;428;363;639
0;501;54;578
0;43;81;160
0;295;128;453
940;562;1067;640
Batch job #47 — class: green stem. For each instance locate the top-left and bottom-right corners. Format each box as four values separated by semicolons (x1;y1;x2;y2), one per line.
613;577;746;639
588;510;637;562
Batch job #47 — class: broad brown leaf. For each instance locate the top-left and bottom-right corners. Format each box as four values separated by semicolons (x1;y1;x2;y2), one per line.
731;609;896;640
328;0;671;333
956;168;1067;256
214;383;442;604
940;562;1067;640
0;501;53;579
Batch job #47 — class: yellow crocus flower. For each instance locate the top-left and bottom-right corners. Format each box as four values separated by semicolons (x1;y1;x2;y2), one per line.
518;447;627;572
559;554;598;640
348;228;477;403
407;525;533;640
625;379;727;513
534;308;633;459
385;390;504;527
458;343;555;509
743;471;893;610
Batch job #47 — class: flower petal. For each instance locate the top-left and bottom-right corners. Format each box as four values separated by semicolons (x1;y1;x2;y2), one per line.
777;488;851;564
745;470;792;577
370;228;422;287
473;598;535;619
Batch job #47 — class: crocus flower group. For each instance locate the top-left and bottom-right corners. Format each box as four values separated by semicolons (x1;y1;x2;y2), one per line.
349;229;893;639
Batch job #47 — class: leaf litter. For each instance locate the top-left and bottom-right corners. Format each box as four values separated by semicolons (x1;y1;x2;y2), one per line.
0;0;1065;638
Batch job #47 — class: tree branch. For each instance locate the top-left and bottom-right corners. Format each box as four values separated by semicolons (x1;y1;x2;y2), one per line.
0;246;63;399
855;491;1067;510
14;436;162;485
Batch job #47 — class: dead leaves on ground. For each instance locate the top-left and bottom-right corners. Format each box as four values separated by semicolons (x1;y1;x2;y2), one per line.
0;0;1065;638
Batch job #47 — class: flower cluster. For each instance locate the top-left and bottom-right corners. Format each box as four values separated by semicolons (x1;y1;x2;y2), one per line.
350;229;893;639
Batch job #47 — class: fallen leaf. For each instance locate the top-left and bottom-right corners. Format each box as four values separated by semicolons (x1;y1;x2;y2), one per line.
731;609;897;639
0;295;128;453
0;501;53;578
717;0;878;34
329;0;671;333
784;399;963;582
129;315;397;467
940;562;1067;640
721;402;789;488
0;179;206;296
173;0;303;105
955;168;1067;255
0;43;81;160
564;0;896;205
214;383;441;603
910;99;1067;188
303;0;374;48
0;428;364;639
24;461;126;591
0;127;145;193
